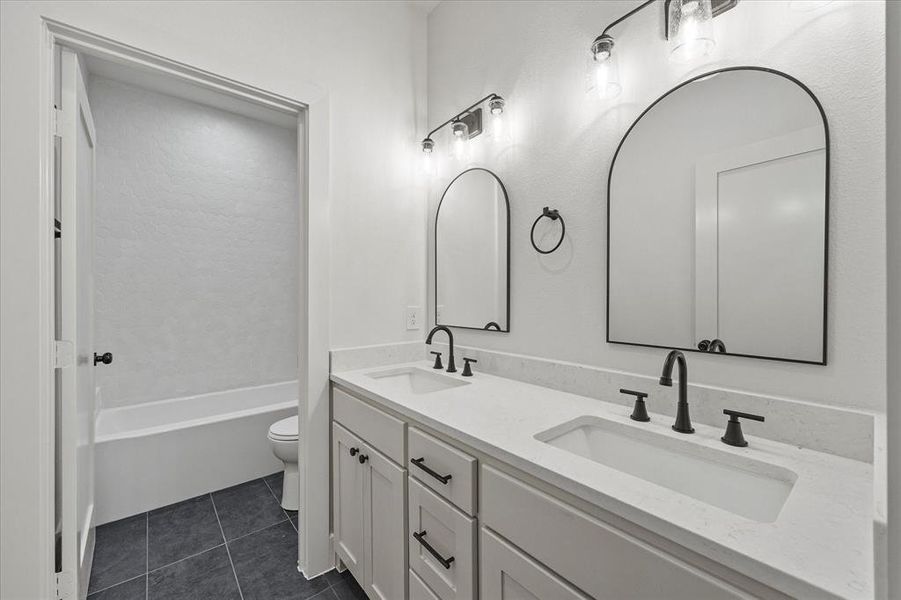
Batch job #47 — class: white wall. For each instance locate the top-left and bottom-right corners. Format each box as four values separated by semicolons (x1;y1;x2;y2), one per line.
89;76;299;408
885;1;899;597
427;0;886;412
1;2;427;596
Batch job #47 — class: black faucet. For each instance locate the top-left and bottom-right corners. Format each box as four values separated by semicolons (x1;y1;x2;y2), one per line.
426;326;456;373
659;350;694;434
707;338;727;353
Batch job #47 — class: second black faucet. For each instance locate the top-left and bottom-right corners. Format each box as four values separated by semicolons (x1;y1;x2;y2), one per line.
426;326;456;373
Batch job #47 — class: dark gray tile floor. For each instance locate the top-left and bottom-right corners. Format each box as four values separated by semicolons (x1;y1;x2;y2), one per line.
87;473;365;600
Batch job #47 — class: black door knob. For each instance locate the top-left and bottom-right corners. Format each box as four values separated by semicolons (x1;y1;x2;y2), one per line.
358;454;369;464
349;447;359;457
93;352;113;366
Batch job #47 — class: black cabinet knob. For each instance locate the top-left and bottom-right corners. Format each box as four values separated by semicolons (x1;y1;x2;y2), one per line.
358;454;369;464
349;447;359;457
93;352;113;366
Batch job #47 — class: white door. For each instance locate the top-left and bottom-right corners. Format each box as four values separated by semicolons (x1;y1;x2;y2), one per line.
58;47;98;600
362;444;406;600
332;423;365;580
716;150;826;360
694;127;826;360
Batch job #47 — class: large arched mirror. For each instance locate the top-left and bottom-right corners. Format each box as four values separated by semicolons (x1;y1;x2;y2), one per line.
607;67;828;364
435;168;510;332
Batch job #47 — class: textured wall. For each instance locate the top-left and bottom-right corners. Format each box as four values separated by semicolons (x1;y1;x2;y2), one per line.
89;77;299;408
427;0;886;411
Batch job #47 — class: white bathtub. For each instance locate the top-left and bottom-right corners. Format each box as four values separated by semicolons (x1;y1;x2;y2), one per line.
94;381;297;525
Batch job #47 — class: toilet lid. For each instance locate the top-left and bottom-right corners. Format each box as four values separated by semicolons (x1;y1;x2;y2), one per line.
268;415;299;441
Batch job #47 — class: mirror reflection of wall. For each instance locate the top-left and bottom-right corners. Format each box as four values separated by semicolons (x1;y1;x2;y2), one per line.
436;168;510;332
608;68;827;363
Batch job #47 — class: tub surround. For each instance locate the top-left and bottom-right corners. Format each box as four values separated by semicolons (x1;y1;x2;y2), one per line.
331;342;875;462
89;76;300;411
331;361;873;599
94;381;297;525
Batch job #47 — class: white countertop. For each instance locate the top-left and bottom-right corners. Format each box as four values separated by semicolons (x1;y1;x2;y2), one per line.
331;362;874;599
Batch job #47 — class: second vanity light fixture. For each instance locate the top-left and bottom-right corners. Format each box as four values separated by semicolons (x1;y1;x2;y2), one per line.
421;93;506;173
589;0;737;100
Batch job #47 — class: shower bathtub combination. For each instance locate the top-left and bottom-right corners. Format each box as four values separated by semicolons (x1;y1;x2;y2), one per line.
94;381;297;525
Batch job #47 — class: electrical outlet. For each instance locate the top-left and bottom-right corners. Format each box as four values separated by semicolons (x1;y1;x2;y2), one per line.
436;304;444;323
405;306;421;330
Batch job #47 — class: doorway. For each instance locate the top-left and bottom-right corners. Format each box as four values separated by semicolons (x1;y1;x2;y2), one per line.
46;19;332;599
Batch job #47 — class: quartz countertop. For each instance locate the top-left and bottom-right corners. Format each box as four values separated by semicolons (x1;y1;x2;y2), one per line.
331;362;873;599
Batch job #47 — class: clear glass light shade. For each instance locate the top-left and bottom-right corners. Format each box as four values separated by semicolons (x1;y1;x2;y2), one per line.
668;0;715;63
450;121;470;162
421;139;436;175
488;96;510;142
589;36;621;100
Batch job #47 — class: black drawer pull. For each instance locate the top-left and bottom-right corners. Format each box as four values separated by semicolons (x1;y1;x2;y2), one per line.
411;457;452;485
412;530;455;569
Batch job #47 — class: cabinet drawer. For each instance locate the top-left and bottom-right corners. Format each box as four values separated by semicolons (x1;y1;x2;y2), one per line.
409;427;477;515
333;386;405;464
409;478;476;600
480;527;590;600
481;466;748;600
410;569;441;600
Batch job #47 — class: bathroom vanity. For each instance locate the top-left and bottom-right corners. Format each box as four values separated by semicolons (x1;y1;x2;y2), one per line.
330;363;873;600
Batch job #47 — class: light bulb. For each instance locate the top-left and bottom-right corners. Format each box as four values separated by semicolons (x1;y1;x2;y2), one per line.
421;138;436;175
451;120;470;162
590;35;620;100
668;0;715;63
488;96;509;142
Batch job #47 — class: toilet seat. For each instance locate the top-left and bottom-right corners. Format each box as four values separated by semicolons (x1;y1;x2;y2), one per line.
268;415;298;441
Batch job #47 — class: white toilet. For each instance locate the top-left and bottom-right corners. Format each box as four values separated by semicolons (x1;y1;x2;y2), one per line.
268;415;299;511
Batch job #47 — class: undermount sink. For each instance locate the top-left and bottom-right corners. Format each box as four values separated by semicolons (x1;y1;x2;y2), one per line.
365;367;469;395
536;416;797;522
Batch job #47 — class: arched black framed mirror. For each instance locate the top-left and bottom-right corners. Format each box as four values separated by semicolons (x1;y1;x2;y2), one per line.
607;67;829;364
435;168;510;332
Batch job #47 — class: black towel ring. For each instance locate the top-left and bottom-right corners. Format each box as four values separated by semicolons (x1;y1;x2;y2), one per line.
530;206;565;255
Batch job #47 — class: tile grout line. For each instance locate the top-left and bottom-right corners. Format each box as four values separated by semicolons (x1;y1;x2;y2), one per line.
87;573;146;598
225;516;291;545
262;474;297;531
210;492;245;600
147;543;227;575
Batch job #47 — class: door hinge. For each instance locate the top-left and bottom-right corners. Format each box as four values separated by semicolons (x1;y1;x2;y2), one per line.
52;107;64;138
55;570;75;599
54;340;74;369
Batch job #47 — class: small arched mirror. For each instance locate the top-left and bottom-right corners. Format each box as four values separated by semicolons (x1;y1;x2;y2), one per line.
435;168;510;332
607;67;828;364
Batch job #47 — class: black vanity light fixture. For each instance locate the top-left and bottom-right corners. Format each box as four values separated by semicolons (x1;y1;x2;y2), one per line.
589;0;738;99
420;93;506;173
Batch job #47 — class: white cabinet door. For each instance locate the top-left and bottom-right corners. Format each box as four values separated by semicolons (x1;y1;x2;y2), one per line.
362;443;407;600
333;423;365;581
480;528;589;600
